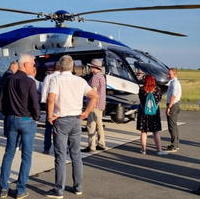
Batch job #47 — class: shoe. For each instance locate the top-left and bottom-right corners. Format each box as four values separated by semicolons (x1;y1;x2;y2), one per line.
74;191;83;195
192;187;200;195
45;189;63;199
96;145;106;150
157;150;168;155
0;189;8;198
43;150;50;155
140;150;146;155
16;192;29;199
81;147;96;153
165;145;177;153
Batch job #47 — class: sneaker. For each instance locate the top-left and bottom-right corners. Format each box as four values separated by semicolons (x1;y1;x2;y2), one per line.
165;145;177;153
74;191;83;195
45;189;63;199
81;147;96;153
16;192;29;199
96;145;106;150
140;150;146;155
157;151;168;155
0;189;8;198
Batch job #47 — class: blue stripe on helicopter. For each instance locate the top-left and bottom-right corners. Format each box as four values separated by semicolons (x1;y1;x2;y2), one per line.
0;26;127;48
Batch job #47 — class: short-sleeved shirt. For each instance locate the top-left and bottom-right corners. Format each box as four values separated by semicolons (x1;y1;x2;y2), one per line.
41;71;60;103
166;77;182;104
49;71;92;117
89;73;106;110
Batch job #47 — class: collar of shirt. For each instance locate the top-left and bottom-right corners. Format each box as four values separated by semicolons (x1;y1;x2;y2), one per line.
53;71;60;75
61;71;73;75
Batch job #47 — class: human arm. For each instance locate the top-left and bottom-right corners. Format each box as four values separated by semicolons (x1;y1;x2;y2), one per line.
80;89;98;120
166;95;176;116
29;81;40;120
47;92;59;124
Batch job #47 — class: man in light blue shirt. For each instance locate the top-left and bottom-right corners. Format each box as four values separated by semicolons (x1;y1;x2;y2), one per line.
166;68;182;152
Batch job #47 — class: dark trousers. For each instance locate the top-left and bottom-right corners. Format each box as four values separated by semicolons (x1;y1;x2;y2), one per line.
44;121;53;151
166;103;180;148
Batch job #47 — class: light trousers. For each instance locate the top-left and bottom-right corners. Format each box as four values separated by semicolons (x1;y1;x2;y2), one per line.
87;108;105;151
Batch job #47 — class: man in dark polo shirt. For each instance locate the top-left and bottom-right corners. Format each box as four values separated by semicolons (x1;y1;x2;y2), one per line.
0;54;40;199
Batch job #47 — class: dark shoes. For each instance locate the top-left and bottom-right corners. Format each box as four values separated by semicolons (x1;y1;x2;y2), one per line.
81;147;96;153
165;145;179;153
45;189;63;199
81;145;106;153
96;145;106;150
0;189;8;199
192;186;200;195
0;189;29;199
16;192;29;199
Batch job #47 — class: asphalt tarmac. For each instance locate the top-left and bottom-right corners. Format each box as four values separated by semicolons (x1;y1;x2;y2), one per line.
3;110;200;199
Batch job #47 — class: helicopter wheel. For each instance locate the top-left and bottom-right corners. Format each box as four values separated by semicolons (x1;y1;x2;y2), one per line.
110;103;125;123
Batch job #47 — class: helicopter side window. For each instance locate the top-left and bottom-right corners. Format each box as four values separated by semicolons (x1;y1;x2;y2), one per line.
108;58;133;81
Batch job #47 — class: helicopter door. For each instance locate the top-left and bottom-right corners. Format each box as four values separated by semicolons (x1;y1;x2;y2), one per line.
106;53;139;95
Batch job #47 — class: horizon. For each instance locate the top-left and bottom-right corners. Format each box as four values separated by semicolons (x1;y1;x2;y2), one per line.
0;0;200;68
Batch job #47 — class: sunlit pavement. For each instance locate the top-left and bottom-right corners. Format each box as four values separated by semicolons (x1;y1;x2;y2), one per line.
1;111;199;199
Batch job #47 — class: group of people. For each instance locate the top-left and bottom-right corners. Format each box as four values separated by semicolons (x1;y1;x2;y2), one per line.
0;54;198;197
136;68;182;155
0;54;106;199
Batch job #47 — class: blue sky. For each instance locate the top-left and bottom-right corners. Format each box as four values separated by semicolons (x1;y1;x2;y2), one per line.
0;0;200;68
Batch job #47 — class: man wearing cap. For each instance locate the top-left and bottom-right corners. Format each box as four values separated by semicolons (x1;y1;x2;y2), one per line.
82;59;106;152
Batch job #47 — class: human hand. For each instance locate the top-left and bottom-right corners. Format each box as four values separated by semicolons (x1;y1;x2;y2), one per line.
48;115;58;124
166;107;171;116
80;111;89;120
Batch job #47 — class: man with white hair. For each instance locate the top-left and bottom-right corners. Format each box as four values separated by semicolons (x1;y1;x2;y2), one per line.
46;55;98;198
0;54;40;199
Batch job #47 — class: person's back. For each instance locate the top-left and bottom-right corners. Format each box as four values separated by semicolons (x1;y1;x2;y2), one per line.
51;72;90;116
46;55;97;198
41;62;61;104
3;71;39;119
41;62;61;154
0;61;19;113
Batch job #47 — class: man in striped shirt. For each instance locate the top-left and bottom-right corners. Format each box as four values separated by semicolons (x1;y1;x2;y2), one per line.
82;59;106;152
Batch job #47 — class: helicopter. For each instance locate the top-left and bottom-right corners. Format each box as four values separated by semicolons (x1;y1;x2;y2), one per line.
0;5;199;123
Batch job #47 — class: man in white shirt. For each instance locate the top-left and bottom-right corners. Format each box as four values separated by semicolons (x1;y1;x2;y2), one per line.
165;68;182;152
41;62;61;154
46;55;97;198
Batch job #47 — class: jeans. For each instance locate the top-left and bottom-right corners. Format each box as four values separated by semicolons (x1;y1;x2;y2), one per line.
167;103;180;148
0;115;36;195
44;121;53;151
53;116;83;194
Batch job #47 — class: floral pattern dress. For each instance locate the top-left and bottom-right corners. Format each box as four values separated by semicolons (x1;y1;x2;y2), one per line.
136;86;162;132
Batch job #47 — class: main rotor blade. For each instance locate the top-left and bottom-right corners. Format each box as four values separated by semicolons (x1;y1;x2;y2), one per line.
0;18;47;29
75;4;200;16
0;7;47;17
84;19;187;37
